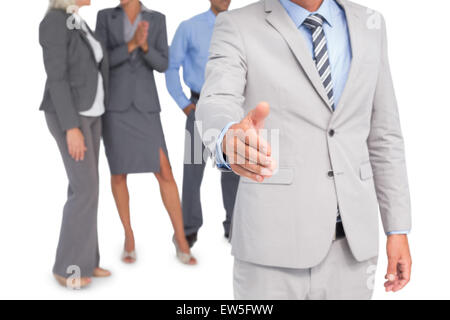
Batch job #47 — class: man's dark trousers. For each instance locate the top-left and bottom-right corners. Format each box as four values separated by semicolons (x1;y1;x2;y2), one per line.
182;92;240;238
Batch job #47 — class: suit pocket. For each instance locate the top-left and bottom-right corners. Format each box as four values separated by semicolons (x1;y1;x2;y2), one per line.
241;167;294;185
360;162;374;181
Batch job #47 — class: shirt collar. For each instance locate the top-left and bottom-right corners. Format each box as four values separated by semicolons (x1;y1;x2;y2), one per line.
206;9;217;24
279;0;335;28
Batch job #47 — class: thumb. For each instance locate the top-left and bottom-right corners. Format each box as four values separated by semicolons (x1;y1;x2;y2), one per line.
246;102;270;129
386;257;398;281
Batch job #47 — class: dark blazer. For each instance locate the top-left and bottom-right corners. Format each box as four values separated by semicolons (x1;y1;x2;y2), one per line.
96;7;169;113
39;9;109;131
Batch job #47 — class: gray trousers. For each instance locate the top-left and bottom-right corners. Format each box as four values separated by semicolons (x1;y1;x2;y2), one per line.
45;112;102;278
233;238;378;300
182;95;240;236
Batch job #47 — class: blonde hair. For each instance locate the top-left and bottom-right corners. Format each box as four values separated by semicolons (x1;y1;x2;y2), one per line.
48;0;77;10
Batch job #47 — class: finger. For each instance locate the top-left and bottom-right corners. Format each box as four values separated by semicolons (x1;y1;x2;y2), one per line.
393;260;411;292
384;281;394;292
234;153;273;176
70;149;76;161
233;137;271;167
231;164;264;183
80;148;86;162
140;23;149;32
230;126;271;156
70;146;78;161
386;258;398;281
67;144;74;159
246;102;270;130
77;145;84;162
75;147;81;162
385;257;399;292
393;279;408;292
225;133;269;167
238;128;272;157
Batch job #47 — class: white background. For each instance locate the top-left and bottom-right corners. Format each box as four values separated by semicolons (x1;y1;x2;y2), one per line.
0;0;449;300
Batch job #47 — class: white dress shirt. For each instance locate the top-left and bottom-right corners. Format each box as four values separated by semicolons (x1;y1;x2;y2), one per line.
78;18;105;117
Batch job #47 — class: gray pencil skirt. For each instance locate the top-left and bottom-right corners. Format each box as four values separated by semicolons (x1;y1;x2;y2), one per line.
102;106;169;175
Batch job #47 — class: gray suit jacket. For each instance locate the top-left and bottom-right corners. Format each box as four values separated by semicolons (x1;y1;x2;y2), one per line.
95;6;169;113
196;0;412;269
39;9;109;131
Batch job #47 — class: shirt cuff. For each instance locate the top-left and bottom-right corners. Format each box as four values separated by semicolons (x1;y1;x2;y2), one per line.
386;230;410;236
215;122;237;170
179;97;192;110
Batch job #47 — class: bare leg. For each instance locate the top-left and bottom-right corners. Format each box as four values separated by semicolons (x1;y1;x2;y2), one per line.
154;149;196;264
111;174;135;263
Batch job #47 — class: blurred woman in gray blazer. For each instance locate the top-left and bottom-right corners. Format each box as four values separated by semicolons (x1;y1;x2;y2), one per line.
39;0;111;289
96;0;196;265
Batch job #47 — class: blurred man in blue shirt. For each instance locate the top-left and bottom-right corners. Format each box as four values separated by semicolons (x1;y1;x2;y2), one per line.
165;0;239;247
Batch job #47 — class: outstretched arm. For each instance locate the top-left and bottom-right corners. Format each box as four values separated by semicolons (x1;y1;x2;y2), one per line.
196;13;275;181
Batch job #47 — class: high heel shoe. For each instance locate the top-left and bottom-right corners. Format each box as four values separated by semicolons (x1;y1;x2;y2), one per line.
121;248;137;264
172;235;197;265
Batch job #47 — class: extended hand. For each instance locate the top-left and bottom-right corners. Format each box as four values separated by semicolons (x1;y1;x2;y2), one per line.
385;234;412;292
222;102;277;182
66;128;87;162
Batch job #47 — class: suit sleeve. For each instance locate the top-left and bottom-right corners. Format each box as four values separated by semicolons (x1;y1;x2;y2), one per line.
195;13;248;157
368;15;412;234
142;15;169;72
96;11;129;69
39;11;80;131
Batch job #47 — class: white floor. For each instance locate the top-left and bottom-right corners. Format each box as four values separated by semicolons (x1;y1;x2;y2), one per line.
1;162;235;300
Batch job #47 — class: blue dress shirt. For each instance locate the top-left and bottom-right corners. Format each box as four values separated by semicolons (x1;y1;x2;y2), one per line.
165;10;216;109
214;0;408;235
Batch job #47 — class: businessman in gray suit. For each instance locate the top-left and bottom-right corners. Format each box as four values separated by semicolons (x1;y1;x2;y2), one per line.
196;0;412;299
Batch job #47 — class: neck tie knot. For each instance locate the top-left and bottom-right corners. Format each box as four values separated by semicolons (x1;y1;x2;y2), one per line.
304;14;325;31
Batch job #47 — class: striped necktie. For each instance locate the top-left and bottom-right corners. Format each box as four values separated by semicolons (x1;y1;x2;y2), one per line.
305;14;341;224
303;14;335;111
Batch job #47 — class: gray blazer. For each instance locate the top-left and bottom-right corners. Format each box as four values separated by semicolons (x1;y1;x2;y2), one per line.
95;6;169;113
39;9;109;131
196;0;412;269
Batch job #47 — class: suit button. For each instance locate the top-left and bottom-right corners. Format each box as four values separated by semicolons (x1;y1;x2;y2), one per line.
328;171;334;178
329;129;335;137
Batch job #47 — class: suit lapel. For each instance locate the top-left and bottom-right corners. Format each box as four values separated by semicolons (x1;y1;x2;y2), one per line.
142;10;158;41
265;0;334;112
77;25;97;63
333;0;362;115
110;7;125;45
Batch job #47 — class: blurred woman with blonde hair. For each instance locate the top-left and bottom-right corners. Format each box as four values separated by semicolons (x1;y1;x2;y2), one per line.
39;0;111;289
